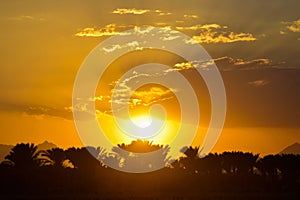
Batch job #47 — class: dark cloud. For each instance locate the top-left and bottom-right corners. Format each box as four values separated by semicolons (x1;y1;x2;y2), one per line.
0;102;72;120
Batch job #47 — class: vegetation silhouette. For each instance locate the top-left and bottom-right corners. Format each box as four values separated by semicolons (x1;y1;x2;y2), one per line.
107;140;171;171
0;141;299;199
41;147;66;168
4;143;41;169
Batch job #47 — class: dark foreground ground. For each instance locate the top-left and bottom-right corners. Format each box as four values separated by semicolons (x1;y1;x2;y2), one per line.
1;167;299;200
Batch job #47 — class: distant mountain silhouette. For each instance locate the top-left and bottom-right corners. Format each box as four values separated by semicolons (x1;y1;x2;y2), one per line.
37;141;57;151
0;141;57;162
279;142;300;154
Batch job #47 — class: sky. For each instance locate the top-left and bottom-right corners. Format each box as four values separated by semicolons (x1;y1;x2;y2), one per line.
0;0;299;155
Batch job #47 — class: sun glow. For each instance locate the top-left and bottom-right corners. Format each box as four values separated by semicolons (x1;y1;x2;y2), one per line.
132;115;152;128
98;114;179;146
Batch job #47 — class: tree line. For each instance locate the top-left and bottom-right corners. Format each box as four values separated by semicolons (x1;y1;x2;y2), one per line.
0;140;299;199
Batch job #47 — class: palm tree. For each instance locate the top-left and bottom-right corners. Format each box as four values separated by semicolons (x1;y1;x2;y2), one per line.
65;147;101;171
4;143;41;169
175;146;201;173
112;140;171;171
256;154;281;180
237;152;259;175
200;153;222;175
221;151;259;175
41;148;66;168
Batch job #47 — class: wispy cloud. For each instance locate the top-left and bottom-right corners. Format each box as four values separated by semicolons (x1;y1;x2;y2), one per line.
183;14;199;19
234;58;271;66
214;57;275;71
111;8;171;16
92;70;176;109
176;23;256;43
155;10;172;16
176;24;222;31
9;15;44;21
112;8;150;15
131;87;175;106
24;106;72;120
102;41;141;53
0;101;72;120
286;19;300;33
193;31;256;44
281;19;300;38
75;22;256;44
164;60;214;73
248;80;269;87
75;24;132;37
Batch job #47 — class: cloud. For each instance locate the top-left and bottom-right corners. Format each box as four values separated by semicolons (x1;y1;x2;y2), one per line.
176;24;222;31
109;71;153;104
160;35;180;41
285;19;300;33
131;87;175;106
248;80;269;87
75;24;159;38
155;22;168;26
112;8;150;15
92;70;176;109
280;31;287;35
75;22;256;45
155;10;172;16
75;24;131;37
173;62;195;70
24;106;72;120
111;8;171;16
94;86;175;109
193;31;256;44
176;23;256;44
9;15;44;21
164;60;214;73
214;57;276;71
102;41;141;53
183;14;199;19
234;58;271;66
0;102;72;120
108;86;175;108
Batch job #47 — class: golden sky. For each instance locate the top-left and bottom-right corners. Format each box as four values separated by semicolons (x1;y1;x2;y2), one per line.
0;0;299;155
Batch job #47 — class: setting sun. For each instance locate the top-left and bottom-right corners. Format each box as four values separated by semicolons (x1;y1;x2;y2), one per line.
132;115;152;129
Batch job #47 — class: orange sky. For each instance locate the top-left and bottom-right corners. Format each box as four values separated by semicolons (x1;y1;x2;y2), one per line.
0;0;299;155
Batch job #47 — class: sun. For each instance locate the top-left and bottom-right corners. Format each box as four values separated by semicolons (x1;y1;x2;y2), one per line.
98;113;180;150
132;115;152;128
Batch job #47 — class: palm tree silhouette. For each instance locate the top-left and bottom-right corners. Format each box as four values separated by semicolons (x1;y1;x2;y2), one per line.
221;151;258;175
177;146;200;173
256;154;281;180
41;148;66;168
200;153;222;175
4;143;41;169
65;147;102;171
112;139;171;171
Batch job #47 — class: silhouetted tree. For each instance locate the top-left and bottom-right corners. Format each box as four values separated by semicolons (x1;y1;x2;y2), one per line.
277;154;300;188
41;148;66;168
199;153;222;175
221;151;259;175
111;140;171;171
256;154;281;180
65;147;102;172
177;146;200;173
4;143;41;169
